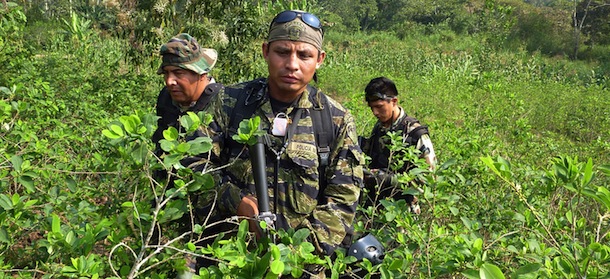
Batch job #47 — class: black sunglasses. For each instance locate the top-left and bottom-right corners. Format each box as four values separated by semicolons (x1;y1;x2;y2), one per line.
365;92;394;102
270;10;323;35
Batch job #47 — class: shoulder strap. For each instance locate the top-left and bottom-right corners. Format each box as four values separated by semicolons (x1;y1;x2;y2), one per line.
402;116;428;146
223;78;267;161
193;83;223;111
307;86;336;205
308;86;334;168
226;78;266;132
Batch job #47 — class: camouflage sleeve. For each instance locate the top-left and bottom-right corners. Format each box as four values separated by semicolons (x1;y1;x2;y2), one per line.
310;110;364;255
416;134;437;170
195;89;245;218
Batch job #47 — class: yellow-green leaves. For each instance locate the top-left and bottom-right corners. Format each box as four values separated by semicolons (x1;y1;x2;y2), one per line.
233;116;266;146
102;123;124;139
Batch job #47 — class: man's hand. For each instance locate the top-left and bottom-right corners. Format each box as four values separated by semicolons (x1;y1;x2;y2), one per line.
407;195;420;215
237;195;262;238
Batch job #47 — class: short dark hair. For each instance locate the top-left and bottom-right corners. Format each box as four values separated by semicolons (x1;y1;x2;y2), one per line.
364;77;398;102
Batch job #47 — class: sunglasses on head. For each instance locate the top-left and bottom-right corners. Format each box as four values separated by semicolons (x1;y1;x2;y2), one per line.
365;92;395;102
270;10;323;35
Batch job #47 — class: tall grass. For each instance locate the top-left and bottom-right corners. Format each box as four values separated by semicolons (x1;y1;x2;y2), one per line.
319;30;610;168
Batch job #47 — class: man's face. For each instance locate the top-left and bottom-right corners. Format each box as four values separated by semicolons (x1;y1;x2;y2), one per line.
263;40;325;98
162;66;207;106
368;98;397;124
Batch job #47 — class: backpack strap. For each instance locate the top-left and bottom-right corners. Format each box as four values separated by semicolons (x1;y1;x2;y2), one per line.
402;116;428;146
307;86;335;205
223;78;267;163
308;86;334;168
194;82;224;111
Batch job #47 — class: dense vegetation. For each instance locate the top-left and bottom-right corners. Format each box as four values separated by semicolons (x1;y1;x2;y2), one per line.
1;0;609;278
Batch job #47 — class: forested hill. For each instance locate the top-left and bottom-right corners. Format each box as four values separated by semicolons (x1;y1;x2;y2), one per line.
1;0;609;278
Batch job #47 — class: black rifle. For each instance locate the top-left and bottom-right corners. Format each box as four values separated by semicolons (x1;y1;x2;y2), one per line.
249;131;276;237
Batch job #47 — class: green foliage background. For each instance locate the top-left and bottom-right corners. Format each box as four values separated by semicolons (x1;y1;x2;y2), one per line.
1;0;610;278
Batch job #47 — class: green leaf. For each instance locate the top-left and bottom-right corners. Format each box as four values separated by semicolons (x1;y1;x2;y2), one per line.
130;143;147;165
0;228;9;243
271;245;280;260
595;186;610;211
473;238;483;253
0;194;13;210
160;139;176;152
157;207;184;224
177;112;201;133
52;214;61;234
270;259;285;274
388;259;404;270
298;241;316;254
384;210;397;221
187;137;213;155
10;193;19;206
109;124;124;137
65;230;76;246
61;266;78;273
292;228;310;244
163;153;182;168
480;263;505;279
193;224;204;234
121;202;134;208
583;186;610;211
119;115;139;134
198;111;213;126
17;176;35;193
71;257;79;269
513;263;541;277
582;158;594;187
176;142;191;153
66;177;77;192
480;156;499;176
438;158;457;171
187;242;196;251
193;173;215;191
163;126;179;141
234;116;262;145
24;199;38;208
10;155;23;172
481;156;512;179
102;129;121;139
462;269;480;279
237;219;249;240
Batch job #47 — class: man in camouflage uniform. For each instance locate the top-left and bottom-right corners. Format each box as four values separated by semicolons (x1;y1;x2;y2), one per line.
360;76;437;214
202;10;364;277
151;33;223;278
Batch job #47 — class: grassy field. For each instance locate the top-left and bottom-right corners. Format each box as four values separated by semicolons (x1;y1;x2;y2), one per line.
1;7;610;277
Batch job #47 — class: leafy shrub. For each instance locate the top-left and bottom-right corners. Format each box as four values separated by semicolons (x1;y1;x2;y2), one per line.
1;2;609;278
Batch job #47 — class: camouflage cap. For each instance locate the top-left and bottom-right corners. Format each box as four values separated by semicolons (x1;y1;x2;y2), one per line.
157;33;217;75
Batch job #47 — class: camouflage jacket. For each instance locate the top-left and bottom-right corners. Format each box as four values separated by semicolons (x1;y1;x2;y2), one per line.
362;107;436;173
203;79;364;255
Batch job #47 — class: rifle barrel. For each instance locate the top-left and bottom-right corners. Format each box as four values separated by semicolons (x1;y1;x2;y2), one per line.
249;136;270;213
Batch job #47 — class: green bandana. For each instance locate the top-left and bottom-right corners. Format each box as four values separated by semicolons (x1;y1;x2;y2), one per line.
268;19;323;50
